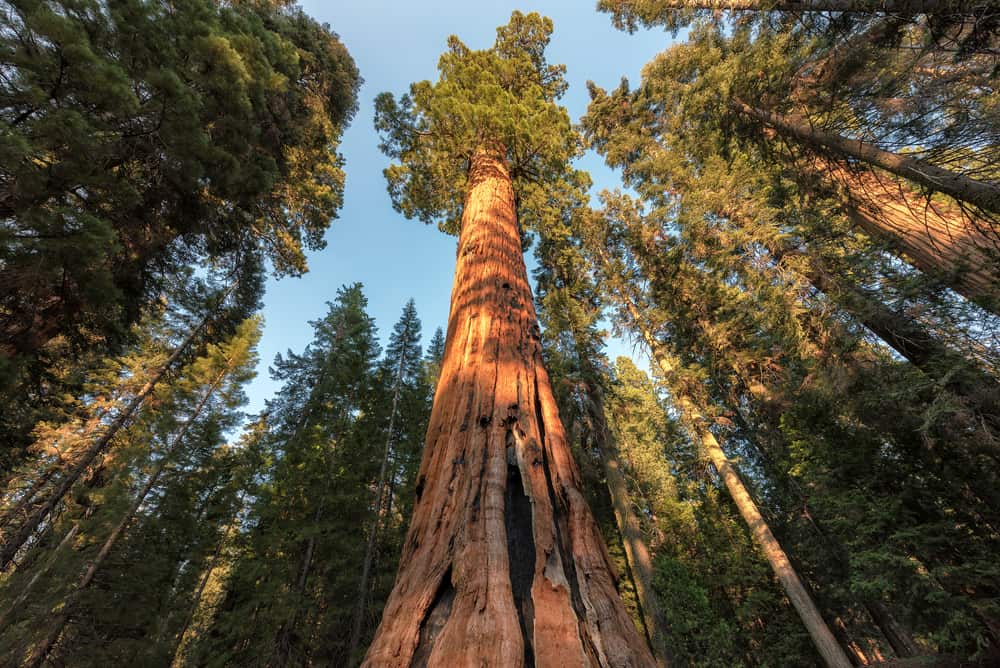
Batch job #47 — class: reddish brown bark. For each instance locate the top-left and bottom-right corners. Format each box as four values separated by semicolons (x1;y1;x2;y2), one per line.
362;149;655;667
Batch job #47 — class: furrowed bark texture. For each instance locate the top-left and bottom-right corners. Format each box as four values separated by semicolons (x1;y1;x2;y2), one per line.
362;149;655;667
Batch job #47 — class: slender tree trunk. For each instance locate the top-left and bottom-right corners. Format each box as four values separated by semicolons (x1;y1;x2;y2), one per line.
362;147;655;667
271;504;323;668
170;525;230;666
21;364;228;668
865;601;920;658
599;437;672;667
348;348;409;662
730;410;920;660
733;99;1000;216
0;308;214;572
172;492;247;665
575;354;671;666
0;463;61;531
0;522;78;630
601;255;852;668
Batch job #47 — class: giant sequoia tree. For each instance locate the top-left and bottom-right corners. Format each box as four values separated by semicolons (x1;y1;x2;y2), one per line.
368;13;655;666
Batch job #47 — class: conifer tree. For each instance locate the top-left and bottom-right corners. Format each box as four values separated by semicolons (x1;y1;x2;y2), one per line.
190;286;432;666
369;12;654;666
423;328;446;393
348;299;428;661
0;317;261;664
583;13;1000;314
581;208;854;668
533;207;671;665
0;274;256;571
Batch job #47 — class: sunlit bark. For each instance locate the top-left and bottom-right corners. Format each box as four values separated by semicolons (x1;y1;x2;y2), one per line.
598;251;853;668
362;148;655;667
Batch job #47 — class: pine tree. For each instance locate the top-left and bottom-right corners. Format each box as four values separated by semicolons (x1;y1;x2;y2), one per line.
0;0;361;455
583;13;1000;315
190;285;386;665
533;205;671;665
348;298;428;661
0;317;261;664
423;328;446;392
0;276;255;571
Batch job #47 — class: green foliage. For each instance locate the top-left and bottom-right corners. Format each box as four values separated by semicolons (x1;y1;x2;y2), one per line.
373;11;579;235
0;0;360;424
0;314;262;664
423;326;446;392
188;287;433;665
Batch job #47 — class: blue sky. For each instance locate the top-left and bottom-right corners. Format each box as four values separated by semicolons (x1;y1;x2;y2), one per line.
244;2;673;413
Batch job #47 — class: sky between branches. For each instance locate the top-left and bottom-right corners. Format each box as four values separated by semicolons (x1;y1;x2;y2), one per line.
244;1;673;415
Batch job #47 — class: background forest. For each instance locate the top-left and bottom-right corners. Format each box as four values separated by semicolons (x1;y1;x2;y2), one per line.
0;0;997;667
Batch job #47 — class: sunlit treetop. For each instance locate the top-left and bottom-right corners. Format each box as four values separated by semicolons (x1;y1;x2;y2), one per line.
374;11;587;236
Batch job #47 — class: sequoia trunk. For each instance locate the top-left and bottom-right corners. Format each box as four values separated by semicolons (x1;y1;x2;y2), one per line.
362;148;655;667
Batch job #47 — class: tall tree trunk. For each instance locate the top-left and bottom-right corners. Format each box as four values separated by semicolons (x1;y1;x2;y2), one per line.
362;147;655;667
733;99;1000;216
821;164;1000;314
21;363;227;668
348;347;409;662
575;352;671;666
0;522;78;630
0;463;61;531
0;303;218;572
865;601;920;658
271;503;323;667
730;409;920;660
170;528;228;665
600;254;853;668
